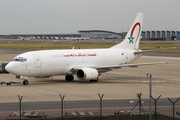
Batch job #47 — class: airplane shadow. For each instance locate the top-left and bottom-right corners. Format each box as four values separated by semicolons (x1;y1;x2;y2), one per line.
27;76;145;86
0;76;146;87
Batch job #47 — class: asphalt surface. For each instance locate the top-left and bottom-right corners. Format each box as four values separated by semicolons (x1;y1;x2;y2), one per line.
0;98;178;112
0;48;180;117
0;48;29;55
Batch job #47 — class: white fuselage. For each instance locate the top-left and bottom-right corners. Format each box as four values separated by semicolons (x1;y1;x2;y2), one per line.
6;48;141;78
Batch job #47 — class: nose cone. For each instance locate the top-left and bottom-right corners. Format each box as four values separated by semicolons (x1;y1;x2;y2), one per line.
5;62;16;74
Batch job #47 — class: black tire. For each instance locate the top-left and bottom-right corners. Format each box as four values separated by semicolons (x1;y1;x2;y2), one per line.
69;75;74;81
95;78;98;82
90;78;98;82
23;80;29;85
65;75;74;81
65;75;70;81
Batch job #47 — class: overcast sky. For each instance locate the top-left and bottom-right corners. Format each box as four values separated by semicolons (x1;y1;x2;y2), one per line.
0;0;179;35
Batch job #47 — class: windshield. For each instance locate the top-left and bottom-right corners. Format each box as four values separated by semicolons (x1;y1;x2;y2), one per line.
13;57;27;62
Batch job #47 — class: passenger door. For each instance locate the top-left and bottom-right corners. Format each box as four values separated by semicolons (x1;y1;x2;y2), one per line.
34;54;41;67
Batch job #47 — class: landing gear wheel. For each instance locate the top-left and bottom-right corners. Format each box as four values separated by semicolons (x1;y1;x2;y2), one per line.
69;75;74;81
90;78;98;82
95;78;98;82
65;75;74;81
23;79;29;85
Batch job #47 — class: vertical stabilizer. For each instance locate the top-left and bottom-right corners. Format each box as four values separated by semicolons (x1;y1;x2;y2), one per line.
110;13;143;50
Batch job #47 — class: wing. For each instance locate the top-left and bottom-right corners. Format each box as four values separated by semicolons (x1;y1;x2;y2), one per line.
96;62;170;72
70;62;170;73
96;62;170;69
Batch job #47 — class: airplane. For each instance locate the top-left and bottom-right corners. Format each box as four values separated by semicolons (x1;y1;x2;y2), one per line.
54;37;59;40
20;36;32;41
5;13;174;85
43;35;48;40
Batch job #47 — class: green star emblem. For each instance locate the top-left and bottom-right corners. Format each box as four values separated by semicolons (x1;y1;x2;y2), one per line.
128;35;134;44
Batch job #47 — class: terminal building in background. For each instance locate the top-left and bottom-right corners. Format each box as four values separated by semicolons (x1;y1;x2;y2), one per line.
141;31;180;40
79;30;123;39
79;30;180;40
0;30;180;40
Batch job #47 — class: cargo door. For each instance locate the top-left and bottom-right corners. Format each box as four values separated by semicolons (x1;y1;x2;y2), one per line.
34;54;41;67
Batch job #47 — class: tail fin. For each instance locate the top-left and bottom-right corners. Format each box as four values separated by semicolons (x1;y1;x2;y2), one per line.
110;13;143;50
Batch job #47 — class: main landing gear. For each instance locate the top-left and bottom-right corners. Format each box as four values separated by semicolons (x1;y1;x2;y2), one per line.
65;75;99;82
23;79;29;85
90;78;98;82
65;75;74;81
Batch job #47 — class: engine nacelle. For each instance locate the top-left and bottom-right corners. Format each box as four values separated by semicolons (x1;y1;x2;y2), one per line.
76;68;98;80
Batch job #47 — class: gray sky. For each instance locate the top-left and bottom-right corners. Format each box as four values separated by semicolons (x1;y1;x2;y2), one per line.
0;0;179;35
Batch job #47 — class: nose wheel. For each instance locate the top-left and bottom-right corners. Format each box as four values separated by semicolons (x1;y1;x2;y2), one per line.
23;79;29;85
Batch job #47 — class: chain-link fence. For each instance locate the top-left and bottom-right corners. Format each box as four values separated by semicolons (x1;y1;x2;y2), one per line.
0;93;180;119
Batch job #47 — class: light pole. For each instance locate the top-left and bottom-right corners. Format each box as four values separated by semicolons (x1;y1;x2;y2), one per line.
149;74;152;120
121;29;123;39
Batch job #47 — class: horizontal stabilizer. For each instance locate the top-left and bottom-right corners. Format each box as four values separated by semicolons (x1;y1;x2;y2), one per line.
134;47;176;54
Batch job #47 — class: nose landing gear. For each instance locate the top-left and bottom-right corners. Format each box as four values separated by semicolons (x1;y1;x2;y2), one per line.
16;76;29;85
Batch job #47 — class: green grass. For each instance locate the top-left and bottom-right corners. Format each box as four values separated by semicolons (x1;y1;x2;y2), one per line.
0;42;113;50
0;39;179;54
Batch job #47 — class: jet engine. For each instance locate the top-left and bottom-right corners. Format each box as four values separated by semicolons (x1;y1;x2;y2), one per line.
76;68;98;80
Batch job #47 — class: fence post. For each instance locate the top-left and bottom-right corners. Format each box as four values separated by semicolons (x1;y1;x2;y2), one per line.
167;97;180;120
60;94;65;120
98;93;104;120
18;95;23;120
151;95;161;120
137;93;142;120
124;93;148;120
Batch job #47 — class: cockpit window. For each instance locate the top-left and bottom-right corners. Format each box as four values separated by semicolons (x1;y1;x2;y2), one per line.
13;57;27;62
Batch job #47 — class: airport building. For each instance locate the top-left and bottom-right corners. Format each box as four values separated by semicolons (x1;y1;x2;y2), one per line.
79;30;123;39
0;33;81;39
141;31;180;40
0;30;180;40
79;30;180;40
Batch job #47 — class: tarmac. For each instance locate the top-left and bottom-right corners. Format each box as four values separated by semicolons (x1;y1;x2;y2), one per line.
0;49;180;103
